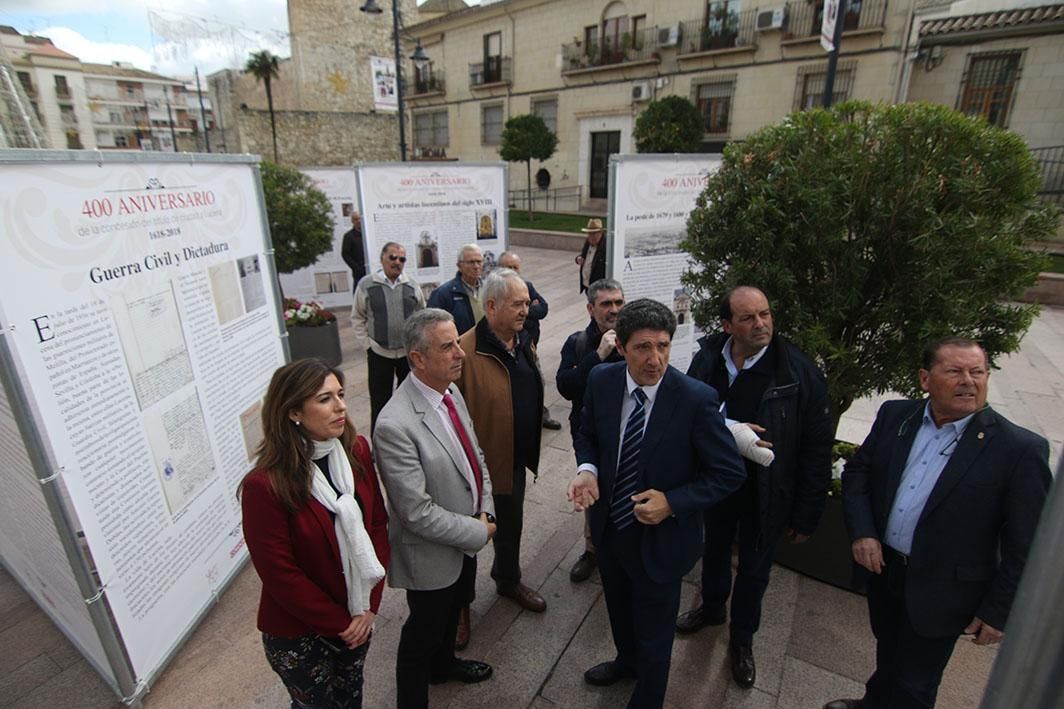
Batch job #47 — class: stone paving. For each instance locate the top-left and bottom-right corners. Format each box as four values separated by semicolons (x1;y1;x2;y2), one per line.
1;244;1060;708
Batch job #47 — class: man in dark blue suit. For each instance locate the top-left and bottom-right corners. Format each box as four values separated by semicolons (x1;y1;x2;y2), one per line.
826;337;1052;709
567;299;746;709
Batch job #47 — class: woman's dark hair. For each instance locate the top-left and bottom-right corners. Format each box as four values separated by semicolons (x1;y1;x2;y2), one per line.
243;358;363;513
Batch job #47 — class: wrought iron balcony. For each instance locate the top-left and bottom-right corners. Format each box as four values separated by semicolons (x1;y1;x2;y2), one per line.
677;7;758;55
409;70;446;96
469;57;511;87
784;0;887;39
562;25;664;73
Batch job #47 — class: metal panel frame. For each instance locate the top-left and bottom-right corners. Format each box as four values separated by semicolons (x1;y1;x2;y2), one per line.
0;149;284;704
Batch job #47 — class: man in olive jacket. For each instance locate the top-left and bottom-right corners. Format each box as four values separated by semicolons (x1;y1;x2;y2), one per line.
677;286;833;690
455;268;546;636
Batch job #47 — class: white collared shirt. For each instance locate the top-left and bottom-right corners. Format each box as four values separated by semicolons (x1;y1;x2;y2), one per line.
578;368;662;477
409;373;480;509
719;336;768;424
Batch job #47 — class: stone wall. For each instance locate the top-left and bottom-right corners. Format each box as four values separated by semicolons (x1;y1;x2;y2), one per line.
223;108;399;165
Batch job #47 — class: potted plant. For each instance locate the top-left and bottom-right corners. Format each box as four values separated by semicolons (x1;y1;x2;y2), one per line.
773;441;862;592
283;297;343;367
259;161;340;365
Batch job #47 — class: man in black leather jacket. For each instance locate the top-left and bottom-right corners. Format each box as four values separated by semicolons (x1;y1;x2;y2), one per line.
676;286;833;691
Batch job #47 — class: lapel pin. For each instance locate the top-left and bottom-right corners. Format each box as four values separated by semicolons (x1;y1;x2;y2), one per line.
977;432;985;440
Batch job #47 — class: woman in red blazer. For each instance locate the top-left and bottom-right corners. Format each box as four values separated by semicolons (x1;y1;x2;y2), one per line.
241;359;390;708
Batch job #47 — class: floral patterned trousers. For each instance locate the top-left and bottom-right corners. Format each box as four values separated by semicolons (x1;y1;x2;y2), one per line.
262;632;369;709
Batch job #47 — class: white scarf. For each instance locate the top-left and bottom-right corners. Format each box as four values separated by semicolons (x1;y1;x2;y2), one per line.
309;438;385;617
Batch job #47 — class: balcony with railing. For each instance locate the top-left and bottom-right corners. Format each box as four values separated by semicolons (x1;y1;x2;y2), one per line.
562;25;664;74
408;69;446;97
783;0;887;41
469;57;511;88
677;7;758;57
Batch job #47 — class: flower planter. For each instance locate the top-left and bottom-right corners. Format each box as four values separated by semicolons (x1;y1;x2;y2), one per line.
287;320;342;368
774;495;863;594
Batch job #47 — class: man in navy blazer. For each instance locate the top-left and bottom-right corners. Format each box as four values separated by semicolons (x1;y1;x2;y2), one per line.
827;337;1052;709
567;299;746;708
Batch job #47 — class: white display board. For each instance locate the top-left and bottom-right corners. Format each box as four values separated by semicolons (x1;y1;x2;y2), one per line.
0;151;286;700
607;154;722;372
356;162;508;301
279;167;361;309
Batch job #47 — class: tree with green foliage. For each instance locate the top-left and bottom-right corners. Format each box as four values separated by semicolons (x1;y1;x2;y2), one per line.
499;113;558;220
246;50;281;162
682;101;1056;432
260;161;334;289
633;95;703;153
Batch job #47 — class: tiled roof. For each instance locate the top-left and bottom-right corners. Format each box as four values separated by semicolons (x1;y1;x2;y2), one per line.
920;4;1064;38
81;62;181;83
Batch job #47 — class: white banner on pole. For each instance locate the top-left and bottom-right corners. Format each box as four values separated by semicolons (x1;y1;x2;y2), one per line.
607;154;722;373
356;162;508;302
0;153;284;684
370;56;398;112
821;0;839;51
279;167;361;309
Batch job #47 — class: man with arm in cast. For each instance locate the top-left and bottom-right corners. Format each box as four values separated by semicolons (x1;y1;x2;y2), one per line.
567;299;746;709
825;337;1052;709
677;286;833;689
352;241;425;431
455;269;546;639
556;278;626;582
372;308;497;709
498;250;562;431
428;244;484;335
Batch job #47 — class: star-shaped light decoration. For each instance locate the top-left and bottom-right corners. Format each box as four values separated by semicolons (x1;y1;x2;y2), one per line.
326;69;351;94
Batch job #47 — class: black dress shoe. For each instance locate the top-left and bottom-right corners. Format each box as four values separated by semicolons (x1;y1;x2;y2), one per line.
675;604;727;634
823;700;863;709
730;644;755;689
429;658;493;685
583;660;637;686
542;406;562;430
570;551;596;582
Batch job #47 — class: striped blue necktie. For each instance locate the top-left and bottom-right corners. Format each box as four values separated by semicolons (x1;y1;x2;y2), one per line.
610;387;647;531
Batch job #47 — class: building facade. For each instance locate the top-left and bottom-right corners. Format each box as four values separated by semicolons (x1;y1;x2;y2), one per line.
208;0;420;165
402;0;1063;206
1;26;218;153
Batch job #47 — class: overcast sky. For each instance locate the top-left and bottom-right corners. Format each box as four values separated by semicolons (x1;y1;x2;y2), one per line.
0;0;477;78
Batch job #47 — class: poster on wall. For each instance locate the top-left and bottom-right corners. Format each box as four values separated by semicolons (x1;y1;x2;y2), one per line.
607;154;722;372
356;162;508;304
278;167;361;309
370;56;397;112
0;151;286;692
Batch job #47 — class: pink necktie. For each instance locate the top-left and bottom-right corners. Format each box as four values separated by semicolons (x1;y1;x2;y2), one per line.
443;393;483;509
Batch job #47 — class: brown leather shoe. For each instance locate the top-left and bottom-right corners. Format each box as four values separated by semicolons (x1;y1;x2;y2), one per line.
498;582;547;612
823;701;863;709
455;605;470;650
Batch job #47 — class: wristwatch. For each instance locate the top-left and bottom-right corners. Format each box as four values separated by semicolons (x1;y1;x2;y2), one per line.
481;512;496;524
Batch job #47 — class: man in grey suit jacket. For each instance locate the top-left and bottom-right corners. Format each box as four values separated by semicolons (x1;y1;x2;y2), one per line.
374;308;497;709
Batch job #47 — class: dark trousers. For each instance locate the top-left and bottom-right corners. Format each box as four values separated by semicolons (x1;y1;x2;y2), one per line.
701;479;778;648
598;523;682;709
490;465;526;588
262;632;369;709
396;555;477;709
863;549;958;709
367;349;409;431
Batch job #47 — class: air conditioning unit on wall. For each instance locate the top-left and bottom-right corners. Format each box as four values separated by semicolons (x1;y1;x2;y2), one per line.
631;81;652;102
756;7;787;31
657;23;681;47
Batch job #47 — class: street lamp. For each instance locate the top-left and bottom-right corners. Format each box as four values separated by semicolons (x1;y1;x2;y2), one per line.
361;0;430;161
